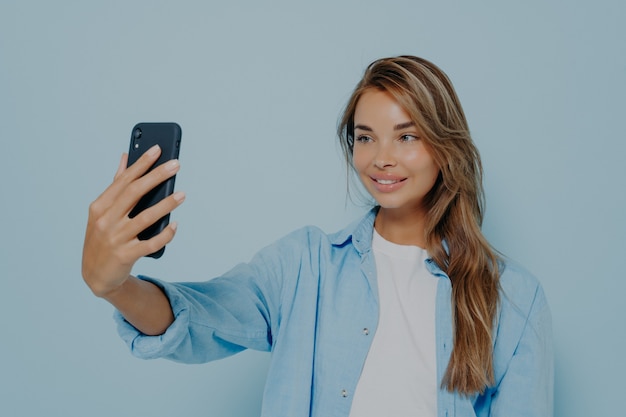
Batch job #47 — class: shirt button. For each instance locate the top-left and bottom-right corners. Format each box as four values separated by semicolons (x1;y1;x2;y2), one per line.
362;328;370;335
341;389;349;398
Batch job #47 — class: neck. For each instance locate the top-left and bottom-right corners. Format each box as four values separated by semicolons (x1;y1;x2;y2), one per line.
374;207;428;248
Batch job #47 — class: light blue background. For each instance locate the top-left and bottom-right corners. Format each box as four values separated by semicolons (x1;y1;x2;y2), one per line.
1;1;624;416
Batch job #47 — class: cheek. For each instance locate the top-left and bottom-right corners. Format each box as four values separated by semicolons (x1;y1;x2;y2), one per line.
408;145;439;177
402;149;431;173
426;165;441;189
352;147;370;174
406;153;440;188
422;157;440;182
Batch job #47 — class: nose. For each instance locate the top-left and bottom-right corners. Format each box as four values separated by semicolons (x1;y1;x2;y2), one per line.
373;142;396;169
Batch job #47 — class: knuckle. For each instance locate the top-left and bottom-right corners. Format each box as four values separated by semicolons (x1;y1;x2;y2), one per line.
93;216;110;234
88;200;103;217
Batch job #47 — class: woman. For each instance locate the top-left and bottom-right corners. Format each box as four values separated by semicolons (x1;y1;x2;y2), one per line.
82;56;553;417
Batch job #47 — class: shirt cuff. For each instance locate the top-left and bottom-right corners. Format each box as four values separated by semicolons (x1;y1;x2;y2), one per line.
113;275;190;359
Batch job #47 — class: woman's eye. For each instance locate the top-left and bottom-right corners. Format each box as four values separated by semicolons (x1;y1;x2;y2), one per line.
400;134;418;142
356;135;372;143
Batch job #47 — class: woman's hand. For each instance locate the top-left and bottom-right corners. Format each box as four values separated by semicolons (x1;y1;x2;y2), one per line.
82;145;185;298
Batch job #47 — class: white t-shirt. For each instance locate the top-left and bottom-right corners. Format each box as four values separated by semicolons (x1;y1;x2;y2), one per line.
349;229;438;417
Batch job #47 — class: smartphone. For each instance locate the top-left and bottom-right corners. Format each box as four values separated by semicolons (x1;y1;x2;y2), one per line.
127;122;182;258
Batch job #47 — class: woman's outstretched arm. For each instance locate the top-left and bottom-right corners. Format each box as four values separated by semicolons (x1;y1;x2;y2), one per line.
82;145;185;335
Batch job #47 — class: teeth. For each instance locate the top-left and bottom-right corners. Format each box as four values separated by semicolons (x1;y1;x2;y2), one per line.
376;179;398;184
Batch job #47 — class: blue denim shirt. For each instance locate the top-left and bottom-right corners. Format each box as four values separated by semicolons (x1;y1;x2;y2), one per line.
115;209;553;417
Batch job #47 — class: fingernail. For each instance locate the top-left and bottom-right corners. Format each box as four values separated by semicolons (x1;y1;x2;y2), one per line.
172;191;185;202
147;144;161;157
166;159;179;171
170;221;178;231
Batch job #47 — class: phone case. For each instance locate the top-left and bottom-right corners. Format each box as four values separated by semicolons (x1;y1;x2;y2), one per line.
127;122;182;258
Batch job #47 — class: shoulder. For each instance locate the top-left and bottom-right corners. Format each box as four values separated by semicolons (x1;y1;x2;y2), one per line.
253;224;345;268
267;208;377;254
270;225;332;251
497;257;550;326
498;259;542;299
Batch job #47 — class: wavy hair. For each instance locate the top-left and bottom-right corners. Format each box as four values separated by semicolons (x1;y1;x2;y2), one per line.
338;56;501;395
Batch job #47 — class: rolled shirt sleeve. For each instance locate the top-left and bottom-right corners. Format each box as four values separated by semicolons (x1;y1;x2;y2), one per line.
113;227;317;364
114;276;196;360
114;265;277;363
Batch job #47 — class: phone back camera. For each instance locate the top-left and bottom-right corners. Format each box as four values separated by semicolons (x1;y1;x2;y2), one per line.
133;127;142;149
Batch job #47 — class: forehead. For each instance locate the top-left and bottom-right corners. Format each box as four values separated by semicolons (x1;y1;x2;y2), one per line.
354;89;413;126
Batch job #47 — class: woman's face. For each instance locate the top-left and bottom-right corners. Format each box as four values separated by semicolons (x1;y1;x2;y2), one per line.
352;89;440;216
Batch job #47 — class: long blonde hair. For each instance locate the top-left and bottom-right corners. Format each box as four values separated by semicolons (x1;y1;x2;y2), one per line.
338;56;501;395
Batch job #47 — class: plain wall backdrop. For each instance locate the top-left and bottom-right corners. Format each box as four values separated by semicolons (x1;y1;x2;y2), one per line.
1;1;624;416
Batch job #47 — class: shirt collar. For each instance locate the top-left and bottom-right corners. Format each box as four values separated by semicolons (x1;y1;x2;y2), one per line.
329;207;378;255
329;207;449;278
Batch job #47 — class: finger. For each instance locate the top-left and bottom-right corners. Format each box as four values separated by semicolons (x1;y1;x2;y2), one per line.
130;221;179;260
90;146;162;218
111;159;181;220
88;154;130;218
114;153;129;180
117;144;162;184
120;190;185;242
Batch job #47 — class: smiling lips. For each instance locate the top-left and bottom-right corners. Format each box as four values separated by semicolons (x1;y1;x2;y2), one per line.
370;176;407;192
376;179;400;185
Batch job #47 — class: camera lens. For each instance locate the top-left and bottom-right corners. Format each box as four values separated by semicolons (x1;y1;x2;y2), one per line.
133;128;142;140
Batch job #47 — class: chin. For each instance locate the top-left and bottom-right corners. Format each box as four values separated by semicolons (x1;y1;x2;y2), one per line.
373;199;409;210
373;196;425;213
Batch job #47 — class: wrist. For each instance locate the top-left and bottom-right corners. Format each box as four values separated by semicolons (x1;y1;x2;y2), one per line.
88;274;131;300
101;275;135;301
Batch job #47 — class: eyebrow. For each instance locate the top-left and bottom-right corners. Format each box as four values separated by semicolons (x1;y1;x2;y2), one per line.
393;121;416;130
354;121;416;132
